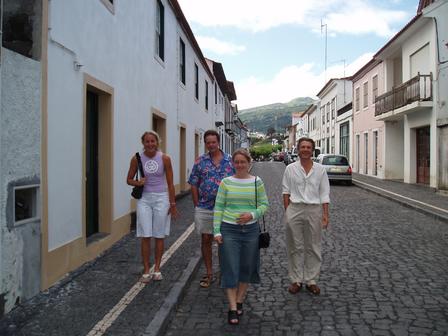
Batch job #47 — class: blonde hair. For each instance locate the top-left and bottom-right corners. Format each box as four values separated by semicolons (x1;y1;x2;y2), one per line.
141;131;161;146
232;148;252;163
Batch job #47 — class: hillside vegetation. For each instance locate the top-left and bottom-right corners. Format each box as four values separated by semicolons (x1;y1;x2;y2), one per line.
239;97;315;133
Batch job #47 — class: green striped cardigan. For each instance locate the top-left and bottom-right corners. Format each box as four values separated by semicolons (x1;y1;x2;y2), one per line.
213;176;269;236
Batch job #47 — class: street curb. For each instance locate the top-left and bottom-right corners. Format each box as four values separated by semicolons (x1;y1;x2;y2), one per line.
142;254;201;336
353;181;448;224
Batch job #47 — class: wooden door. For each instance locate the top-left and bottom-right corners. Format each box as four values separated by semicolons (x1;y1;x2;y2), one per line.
416;126;430;184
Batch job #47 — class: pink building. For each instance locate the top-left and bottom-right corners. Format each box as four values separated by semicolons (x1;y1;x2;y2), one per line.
352;59;386;178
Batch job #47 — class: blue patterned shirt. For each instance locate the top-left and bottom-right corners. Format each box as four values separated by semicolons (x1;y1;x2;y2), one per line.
188;151;234;210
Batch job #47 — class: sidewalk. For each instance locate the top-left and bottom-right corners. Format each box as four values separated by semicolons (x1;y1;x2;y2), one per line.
352;173;448;223
0;193;201;336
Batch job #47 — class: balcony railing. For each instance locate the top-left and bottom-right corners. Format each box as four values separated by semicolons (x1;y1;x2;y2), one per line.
375;73;432;116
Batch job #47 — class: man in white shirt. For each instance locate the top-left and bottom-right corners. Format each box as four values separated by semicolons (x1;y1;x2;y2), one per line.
282;137;330;295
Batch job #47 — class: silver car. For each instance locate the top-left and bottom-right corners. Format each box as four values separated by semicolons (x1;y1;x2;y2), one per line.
316;154;352;185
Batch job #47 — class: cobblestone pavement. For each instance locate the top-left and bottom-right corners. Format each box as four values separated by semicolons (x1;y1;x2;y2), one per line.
352;173;448;222
0;193;200;336
165;162;448;336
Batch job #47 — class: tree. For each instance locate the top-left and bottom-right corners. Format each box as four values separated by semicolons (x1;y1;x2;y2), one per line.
266;127;276;138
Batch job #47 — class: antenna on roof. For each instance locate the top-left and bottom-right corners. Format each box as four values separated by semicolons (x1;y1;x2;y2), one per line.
321;19;328;83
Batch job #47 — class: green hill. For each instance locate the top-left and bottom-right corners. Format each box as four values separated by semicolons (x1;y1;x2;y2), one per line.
239;97;316;133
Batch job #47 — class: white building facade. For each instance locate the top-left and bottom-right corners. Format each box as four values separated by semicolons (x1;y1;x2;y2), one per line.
374;3;441;187
0;0;238;315
316;78;353;155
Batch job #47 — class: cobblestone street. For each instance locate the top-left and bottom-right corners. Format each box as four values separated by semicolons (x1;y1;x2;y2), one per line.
1;162;447;336
165;162;448;336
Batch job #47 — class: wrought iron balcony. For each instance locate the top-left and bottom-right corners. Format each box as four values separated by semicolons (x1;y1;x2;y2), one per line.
375;73;432;117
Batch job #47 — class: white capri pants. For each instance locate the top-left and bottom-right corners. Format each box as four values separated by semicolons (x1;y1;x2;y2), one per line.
136;192;170;238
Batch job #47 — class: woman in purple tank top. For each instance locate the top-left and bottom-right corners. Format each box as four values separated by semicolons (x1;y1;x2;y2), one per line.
127;131;178;282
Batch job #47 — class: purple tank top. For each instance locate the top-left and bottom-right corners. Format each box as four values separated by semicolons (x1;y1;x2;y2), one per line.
140;151;167;193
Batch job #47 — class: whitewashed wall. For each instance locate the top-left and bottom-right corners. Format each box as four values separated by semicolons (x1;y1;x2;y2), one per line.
47;0;216;249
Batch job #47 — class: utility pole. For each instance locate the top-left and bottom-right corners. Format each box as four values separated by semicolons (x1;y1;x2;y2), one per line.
321;19;327;83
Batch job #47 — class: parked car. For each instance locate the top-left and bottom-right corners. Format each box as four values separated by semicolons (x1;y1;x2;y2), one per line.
273;151;285;162
316;154;352;185
284;151;298;165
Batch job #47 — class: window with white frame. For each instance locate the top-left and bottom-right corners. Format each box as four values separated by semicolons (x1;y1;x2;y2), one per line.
214;83;217;104
355;87;360;111
331;98;335;119
363;82;368;108
194;63;199;100
179;38;185;84
155;0;164;61
339;122;350;160
205;80;209;110
372;75;378;104
364;133;369;173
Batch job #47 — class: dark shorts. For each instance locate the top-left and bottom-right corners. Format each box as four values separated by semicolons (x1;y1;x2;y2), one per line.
219;222;260;288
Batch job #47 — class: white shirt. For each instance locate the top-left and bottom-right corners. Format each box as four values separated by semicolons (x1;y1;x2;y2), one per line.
282;161;330;204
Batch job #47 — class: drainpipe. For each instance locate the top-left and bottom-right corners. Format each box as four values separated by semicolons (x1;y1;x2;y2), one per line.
47;0;82;71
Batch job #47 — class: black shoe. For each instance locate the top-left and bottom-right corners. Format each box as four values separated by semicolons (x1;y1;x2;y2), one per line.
236;302;243;316
228;310;239;325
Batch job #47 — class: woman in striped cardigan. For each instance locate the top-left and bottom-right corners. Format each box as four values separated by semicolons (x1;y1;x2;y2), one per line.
213;148;269;325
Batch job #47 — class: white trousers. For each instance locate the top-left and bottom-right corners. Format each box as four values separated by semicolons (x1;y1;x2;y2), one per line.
136;192;170;238
285;203;322;285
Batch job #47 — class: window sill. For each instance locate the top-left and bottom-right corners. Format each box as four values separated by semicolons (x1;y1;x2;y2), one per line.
14;217;40;228
154;54;165;68
100;0;115;14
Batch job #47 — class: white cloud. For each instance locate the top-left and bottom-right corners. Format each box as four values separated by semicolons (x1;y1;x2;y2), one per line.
323;2;408;37
236;53;373;109
178;0;409;37
196;36;246;55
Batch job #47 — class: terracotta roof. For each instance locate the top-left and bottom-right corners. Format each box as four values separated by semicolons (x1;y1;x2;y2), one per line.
227;81;237;101
168;0;214;80
206;58;228;95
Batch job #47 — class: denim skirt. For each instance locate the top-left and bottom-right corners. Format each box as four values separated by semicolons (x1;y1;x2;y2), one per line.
219;222;260;288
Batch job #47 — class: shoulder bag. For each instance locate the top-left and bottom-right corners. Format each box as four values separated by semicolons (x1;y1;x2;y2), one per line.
255;177;270;249
131;152;145;199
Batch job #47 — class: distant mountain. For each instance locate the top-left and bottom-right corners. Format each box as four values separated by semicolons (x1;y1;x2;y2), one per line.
239;97;315;134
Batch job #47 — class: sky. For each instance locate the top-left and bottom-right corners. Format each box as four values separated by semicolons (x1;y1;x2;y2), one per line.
177;0;419;110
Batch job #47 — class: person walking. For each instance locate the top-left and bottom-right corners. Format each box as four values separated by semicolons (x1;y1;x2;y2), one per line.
213;149;269;325
282;137;330;295
126;131;177;283
188;130;234;288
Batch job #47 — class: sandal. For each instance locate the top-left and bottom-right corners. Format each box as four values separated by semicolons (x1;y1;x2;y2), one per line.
199;274;215;288
153;272;163;281
236;302;243;316
306;284;320;295
139;273;152;283
227;310;239;325
288;282;302;294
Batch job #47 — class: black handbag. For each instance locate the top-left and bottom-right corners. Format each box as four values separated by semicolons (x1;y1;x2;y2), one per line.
255;177;270;249
131;152;145;199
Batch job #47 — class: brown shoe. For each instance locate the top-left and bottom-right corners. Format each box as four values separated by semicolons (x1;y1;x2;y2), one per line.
306;284;320;295
288;282;302;294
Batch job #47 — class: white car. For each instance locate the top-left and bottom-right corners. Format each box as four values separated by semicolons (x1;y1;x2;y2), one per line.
316;154;352;185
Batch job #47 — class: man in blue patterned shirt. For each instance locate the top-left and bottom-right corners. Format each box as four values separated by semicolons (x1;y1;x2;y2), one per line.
188;130;234;288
